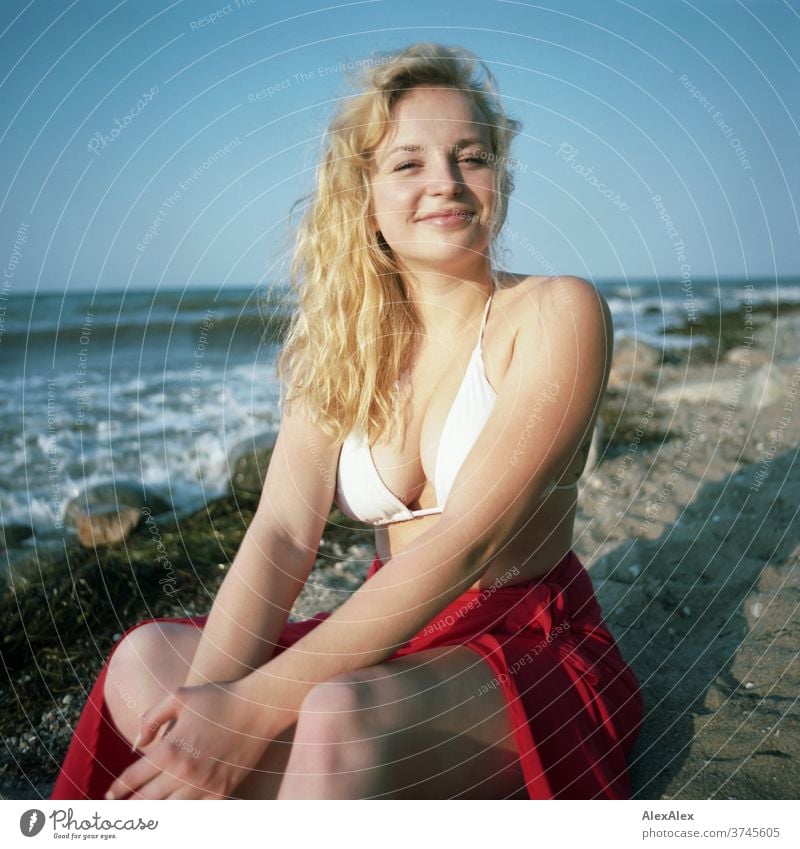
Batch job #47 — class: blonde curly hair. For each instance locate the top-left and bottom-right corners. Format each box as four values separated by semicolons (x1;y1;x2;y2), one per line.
275;42;522;444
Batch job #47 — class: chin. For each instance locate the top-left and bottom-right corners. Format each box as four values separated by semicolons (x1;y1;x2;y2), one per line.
424;242;488;263
413;236;484;255
406;253;485;276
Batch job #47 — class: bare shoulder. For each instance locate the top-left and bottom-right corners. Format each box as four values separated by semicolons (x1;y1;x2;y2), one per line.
499;271;608;309
498;273;613;345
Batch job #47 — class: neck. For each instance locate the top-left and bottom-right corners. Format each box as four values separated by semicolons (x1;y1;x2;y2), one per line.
400;266;497;339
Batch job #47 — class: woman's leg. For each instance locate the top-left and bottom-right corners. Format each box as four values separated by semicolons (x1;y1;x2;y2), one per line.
104;625;528;799
103;621;296;799
274;644;528;800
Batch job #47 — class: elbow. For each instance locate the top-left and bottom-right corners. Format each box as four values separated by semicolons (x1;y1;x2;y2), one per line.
469;525;505;574
439;485;552;579
434;511;503;584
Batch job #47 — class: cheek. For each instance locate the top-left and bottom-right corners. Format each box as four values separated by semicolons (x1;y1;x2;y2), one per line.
374;183;416;220
476;172;498;197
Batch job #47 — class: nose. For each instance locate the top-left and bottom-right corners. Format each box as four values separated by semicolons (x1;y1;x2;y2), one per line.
423;151;463;196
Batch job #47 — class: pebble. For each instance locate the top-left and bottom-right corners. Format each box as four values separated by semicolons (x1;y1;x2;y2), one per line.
348;544;373;560
745;681;755;689
750;601;764;618
680;605;691;617
628;564;641;579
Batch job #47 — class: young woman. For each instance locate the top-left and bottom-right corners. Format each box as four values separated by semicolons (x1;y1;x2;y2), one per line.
51;42;643;800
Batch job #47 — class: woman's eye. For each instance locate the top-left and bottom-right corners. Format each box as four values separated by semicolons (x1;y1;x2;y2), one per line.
392;155;487;172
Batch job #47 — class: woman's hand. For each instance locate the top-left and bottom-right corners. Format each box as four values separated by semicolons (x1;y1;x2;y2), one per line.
105;680;277;800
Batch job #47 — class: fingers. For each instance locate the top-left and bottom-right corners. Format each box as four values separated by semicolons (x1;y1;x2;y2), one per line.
136;691;181;750
106;754;164;800
165;786;199;800
128;771;195;801
166;784;226;800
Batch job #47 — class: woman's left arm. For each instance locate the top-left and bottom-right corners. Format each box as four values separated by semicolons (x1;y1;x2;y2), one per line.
242;507;500;724
243;276;614;727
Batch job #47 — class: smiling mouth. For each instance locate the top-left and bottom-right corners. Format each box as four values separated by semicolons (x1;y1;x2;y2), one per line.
418;210;475;222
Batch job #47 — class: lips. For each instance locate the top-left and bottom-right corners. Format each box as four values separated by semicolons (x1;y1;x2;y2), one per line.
417;208;475;222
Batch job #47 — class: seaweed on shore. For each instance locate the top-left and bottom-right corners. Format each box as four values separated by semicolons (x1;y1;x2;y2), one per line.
662;300;794;364
1;494;256;730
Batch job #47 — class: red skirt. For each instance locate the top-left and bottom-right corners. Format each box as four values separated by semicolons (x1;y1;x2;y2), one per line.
50;549;642;800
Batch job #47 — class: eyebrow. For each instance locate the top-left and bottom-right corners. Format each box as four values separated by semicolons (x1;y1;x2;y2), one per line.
382;137;490;159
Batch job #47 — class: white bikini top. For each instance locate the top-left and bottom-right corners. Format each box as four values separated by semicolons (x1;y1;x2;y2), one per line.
334;286;577;526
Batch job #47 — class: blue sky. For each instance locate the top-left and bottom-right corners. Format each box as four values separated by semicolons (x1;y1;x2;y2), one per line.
1;0;797;292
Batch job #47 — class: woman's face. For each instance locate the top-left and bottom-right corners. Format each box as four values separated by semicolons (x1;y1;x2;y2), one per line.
368;85;498;276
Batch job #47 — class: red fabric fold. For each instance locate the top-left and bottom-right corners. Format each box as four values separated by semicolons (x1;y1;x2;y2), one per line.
51;549;642;800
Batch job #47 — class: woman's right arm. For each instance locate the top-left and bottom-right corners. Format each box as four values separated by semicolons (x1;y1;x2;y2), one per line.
182;396;341;687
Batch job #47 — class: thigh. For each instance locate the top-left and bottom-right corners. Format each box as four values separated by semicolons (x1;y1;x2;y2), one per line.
326;644;528;799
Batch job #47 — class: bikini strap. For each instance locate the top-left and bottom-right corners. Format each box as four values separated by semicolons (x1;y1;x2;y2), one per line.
477;285;494;353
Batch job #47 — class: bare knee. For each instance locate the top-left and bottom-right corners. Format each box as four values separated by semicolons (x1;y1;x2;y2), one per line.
296;675;379;743
286;676;393;793
103;622;199;743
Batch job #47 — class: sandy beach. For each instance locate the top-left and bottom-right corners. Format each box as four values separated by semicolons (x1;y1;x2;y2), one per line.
579;308;800;799
2;303;798;800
